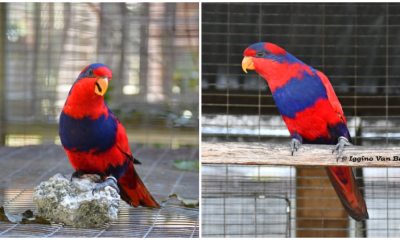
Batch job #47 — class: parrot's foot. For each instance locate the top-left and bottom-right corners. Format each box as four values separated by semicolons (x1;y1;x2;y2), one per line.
92;176;120;194
332;136;352;162
290;138;301;156
70;170;85;181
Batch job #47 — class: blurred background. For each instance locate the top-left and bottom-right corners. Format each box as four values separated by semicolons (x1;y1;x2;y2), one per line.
0;2;199;148
202;2;400;238
0;3;199;237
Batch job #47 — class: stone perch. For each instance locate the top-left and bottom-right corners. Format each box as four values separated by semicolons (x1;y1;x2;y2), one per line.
33;173;120;228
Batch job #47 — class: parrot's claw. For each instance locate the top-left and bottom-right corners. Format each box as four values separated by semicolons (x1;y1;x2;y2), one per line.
332;136;352;162
92;176;120;194
290;138;301;156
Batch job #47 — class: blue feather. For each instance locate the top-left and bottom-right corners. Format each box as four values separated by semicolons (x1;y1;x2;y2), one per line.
272;70;328;118
106;160;130;179
77;63;109;81
59;111;117;153
248;42;298;64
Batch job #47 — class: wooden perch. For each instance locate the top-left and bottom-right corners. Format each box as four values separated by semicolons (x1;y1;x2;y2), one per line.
202;142;400;167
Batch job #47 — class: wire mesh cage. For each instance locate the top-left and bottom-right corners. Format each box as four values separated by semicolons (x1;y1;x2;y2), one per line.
202;165;292;238
0;2;199;237
202;2;400;238
1;2;199;147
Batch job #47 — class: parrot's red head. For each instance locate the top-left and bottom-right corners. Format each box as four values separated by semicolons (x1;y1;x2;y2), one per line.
242;42;310;92
75;63;113;97
63;63;113;119
242;42;288;73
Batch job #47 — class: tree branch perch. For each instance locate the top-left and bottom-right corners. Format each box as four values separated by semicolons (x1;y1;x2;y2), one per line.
202;142;400;167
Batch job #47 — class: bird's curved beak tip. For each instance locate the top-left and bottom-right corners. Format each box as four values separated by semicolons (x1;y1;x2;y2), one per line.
242;56;255;74
95;77;109;96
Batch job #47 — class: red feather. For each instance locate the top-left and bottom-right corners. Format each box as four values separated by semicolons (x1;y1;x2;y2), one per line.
119;162;160;208
326;167;369;221
62;77;108;119
282;98;342;141
316;70;347;124
252;58;314;92
265;42;286;55
65;122;128;173
115;121;160;208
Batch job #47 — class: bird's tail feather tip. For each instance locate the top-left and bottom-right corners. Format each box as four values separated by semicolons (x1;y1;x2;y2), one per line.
122;181;160;208
352;213;369;221
362;210;369;220
347;205;369;221
137;192;160;208
118;162;160;208
326;167;369;222
341;196;369;221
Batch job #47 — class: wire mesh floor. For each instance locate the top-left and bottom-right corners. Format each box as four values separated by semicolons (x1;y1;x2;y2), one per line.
0;144;199;237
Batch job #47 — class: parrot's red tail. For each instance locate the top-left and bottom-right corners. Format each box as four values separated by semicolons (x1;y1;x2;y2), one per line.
326;166;369;221
118;162;160;208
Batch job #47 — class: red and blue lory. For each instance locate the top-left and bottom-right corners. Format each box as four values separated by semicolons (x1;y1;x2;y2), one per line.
242;42;368;221
59;63;159;208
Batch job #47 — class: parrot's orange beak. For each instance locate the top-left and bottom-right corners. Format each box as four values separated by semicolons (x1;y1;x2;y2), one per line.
95;77;109;96
242;56;255;73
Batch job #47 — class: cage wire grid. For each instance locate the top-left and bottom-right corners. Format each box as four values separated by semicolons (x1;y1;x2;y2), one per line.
0;2;199;238
202;3;400;238
1;2;199;147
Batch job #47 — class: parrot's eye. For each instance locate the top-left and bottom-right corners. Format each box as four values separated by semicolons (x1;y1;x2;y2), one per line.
256;52;265;57
87;68;94;77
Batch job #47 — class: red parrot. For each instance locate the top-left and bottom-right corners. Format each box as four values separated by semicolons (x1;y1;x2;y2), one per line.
59;63;159;208
242;42;368;221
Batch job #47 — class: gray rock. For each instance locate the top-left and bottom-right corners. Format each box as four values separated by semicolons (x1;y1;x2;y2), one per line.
33;173;120;228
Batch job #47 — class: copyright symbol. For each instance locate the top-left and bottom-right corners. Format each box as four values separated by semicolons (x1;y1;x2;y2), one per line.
342;156;347;161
